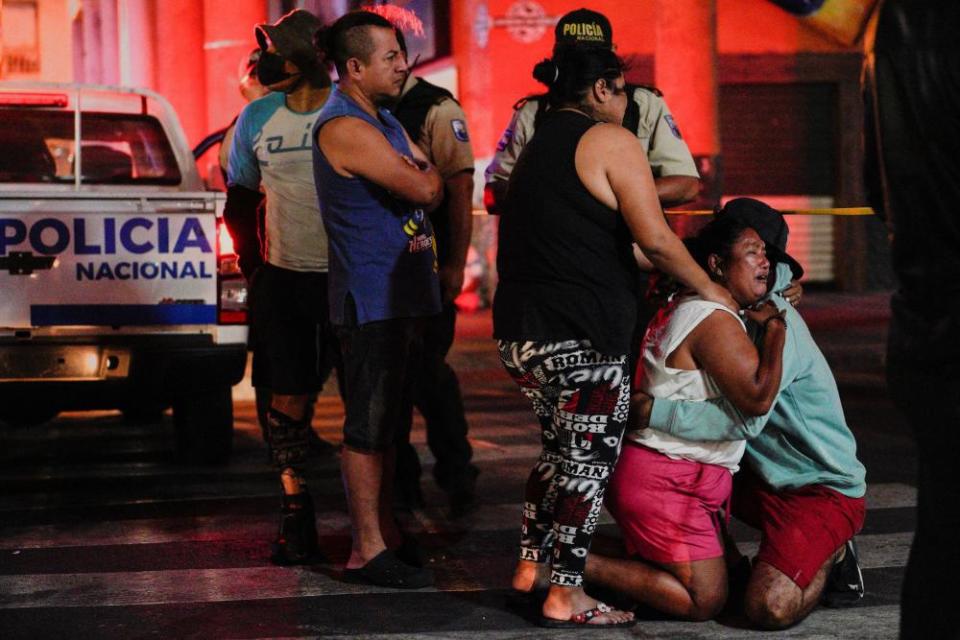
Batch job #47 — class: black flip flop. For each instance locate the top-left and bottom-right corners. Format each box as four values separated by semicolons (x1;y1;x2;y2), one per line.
538;602;636;629
342;549;433;589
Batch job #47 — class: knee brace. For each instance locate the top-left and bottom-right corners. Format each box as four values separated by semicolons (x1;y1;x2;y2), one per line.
266;408;311;472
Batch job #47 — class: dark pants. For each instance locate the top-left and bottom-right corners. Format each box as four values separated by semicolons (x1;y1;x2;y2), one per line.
888;364;960;640
867;3;960;637
396;303;475;492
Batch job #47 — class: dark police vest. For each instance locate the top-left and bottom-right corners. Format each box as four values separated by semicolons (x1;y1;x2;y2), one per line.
392;78;458;268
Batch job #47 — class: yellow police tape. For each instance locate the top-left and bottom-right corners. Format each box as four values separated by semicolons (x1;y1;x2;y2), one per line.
472;207;875;216
664;207;875;216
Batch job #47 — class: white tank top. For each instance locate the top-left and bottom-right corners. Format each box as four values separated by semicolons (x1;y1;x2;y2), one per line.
627;296;746;472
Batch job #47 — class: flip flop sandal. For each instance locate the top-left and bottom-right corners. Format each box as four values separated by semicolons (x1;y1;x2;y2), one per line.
342;549;434;589
538;601;637;629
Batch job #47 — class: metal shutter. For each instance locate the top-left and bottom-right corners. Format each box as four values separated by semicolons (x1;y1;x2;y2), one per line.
720;83;838;281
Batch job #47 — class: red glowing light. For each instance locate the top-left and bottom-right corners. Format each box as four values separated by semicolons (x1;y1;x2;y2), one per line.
362;4;424;37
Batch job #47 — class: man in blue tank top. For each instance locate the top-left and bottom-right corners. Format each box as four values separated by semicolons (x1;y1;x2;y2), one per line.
313;10;441;589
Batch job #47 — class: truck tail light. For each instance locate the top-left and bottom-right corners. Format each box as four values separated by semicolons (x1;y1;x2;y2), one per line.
216;219;247;324
0;92;69;107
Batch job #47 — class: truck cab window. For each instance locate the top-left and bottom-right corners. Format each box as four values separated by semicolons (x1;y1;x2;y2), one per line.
0;109;181;185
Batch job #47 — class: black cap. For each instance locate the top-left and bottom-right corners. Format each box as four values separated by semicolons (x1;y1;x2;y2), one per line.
554;8;613;49
256;9;321;68
716;197;805;279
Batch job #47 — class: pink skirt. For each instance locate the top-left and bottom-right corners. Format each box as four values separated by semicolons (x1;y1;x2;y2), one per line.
606;441;733;564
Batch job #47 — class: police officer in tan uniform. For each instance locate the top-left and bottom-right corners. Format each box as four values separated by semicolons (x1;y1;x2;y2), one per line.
390;29;479;515
484;8;700;213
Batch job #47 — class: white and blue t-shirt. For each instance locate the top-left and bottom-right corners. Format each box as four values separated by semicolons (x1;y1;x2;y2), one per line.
227;91;328;272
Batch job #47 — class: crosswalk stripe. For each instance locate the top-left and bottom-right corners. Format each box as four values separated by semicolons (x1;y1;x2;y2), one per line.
0;443;538;486
0;482;916;549
0;512;348;549
0;566;428;608
0;461;921;498
865;483;917;510
0;541;908;610
298;605;901;640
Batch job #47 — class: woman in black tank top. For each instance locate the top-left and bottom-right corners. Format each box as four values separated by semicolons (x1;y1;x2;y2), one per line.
494;45;736;629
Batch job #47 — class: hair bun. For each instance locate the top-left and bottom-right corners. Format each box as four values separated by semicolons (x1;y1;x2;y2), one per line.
532;58;559;86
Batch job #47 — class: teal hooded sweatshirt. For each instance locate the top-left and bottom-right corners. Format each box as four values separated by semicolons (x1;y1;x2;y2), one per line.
647;263;866;498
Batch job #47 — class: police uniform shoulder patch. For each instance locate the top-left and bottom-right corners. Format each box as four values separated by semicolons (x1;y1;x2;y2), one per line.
496;128;513;152
664;114;683;139
451;119;469;142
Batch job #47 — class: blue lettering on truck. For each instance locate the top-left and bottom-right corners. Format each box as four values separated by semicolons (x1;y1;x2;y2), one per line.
0;216;213;281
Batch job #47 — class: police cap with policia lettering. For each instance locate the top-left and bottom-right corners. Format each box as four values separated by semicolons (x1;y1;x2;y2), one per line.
554;8;613;49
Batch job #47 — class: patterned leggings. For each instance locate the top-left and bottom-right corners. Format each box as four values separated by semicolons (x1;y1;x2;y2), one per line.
498;339;630;587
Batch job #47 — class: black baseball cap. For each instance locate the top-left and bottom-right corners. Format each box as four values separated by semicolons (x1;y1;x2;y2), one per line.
554;8;613;49
716;197;805;279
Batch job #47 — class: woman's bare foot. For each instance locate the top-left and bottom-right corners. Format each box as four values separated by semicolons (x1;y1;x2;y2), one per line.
541;585;635;625
512;559;550;593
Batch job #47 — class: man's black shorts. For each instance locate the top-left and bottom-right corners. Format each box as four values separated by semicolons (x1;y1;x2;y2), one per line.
248;263;339;395
335;295;423;452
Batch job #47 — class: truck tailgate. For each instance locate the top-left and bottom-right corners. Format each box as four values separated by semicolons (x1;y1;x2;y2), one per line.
0;193;223;329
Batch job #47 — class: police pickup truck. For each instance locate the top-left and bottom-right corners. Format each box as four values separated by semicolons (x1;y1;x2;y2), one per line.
0;83;248;463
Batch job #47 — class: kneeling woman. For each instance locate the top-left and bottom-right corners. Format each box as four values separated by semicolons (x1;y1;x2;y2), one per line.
587;216;787;620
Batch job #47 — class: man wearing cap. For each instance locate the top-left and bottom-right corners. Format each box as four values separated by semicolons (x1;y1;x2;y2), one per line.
484;8;701;214
629;198;867;629
224;8;335;566
387;26;479;515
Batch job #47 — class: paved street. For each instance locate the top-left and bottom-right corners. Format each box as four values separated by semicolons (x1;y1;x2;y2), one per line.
0;292;911;639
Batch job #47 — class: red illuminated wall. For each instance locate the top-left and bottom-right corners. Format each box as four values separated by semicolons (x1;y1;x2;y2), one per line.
60;0;266;149
452;0;857;160
154;0;267;148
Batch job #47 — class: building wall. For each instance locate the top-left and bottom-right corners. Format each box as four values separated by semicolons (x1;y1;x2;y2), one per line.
22;1;866;160
453;0;861;160
1;0;72;81
452;0;887;290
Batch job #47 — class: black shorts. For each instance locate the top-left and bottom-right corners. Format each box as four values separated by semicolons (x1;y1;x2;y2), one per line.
335;295;424;452
248;263;339;395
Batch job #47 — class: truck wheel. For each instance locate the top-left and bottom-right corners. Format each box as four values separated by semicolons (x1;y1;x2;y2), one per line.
0;406;60;427
173;387;233;464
